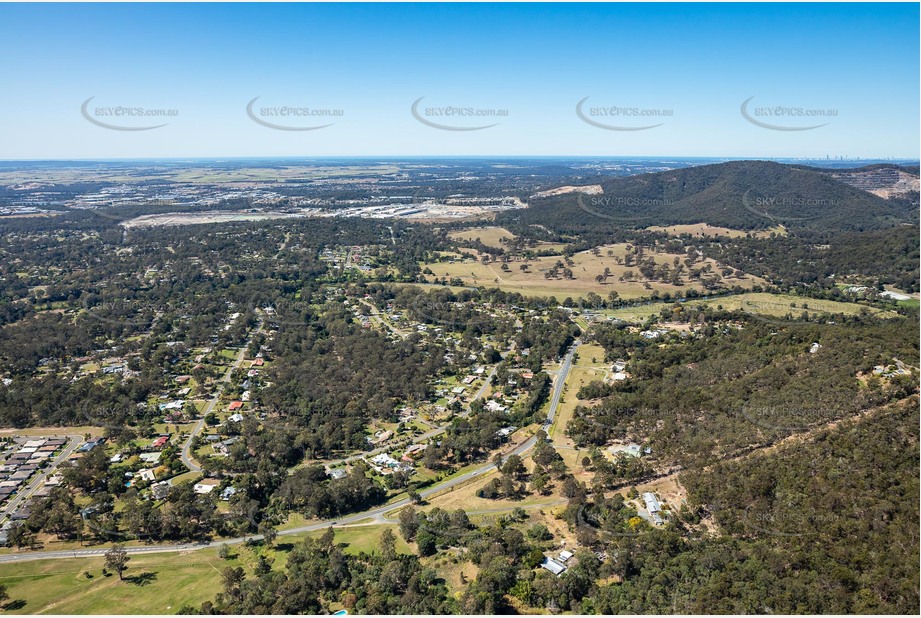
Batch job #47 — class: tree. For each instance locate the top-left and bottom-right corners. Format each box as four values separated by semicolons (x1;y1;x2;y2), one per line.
380;528;397;561
499;474;519;498
416;528;436;556
6;522;34;549
258;521;277;547
253;554;273;576
104;544;130;580
530;469;550;495
399;506;419;541
220;566;245;601
502;454;527;480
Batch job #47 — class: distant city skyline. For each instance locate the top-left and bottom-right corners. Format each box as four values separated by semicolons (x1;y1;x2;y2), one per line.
0;3;918;159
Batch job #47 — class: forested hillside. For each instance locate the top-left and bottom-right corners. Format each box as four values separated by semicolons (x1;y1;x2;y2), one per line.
507;160;917;232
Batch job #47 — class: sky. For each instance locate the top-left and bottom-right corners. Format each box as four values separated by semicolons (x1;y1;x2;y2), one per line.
0;2;918;159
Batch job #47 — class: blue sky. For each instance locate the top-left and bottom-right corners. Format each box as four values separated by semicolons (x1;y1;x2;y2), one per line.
0;3;917;159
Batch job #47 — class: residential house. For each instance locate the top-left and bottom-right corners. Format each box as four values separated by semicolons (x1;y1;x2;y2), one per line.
541;557;567;576
194;479;220;495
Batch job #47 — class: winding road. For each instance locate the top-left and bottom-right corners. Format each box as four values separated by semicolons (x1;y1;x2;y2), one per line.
0;340;581;564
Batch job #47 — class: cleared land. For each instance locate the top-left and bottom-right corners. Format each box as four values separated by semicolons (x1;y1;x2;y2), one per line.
645;223;785;238
447;226;517;249
0;549;228;614
447;226;568;253
422;243;764;300
602;292;898;323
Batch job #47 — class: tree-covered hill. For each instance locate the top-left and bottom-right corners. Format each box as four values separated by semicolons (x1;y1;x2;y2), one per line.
509;160;917;233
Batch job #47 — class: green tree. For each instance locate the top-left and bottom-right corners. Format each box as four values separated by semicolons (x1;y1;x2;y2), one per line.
104;544;130;581
380;528;397;561
398;506;419;541
416;528;436;556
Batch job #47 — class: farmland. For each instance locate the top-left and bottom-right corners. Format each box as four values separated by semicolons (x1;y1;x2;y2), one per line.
599;291;899;323
423;242;764;300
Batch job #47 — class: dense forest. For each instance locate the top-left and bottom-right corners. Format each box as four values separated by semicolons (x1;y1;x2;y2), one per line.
505;160;917;233
568;311;919;468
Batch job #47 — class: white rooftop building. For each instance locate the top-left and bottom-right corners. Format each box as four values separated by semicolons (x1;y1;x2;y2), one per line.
541;557;566;576
642;492;662;514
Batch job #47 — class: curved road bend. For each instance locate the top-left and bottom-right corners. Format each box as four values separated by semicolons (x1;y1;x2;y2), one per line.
0;340;580;564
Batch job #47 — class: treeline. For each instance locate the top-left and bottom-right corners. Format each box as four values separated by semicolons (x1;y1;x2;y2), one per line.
701;225;921;293
568;313;919;468
586;399;919;614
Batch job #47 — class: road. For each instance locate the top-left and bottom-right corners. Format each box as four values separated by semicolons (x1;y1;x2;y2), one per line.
0;340;581;564
179;325;262;473
0;435;84;526
323;361;499;468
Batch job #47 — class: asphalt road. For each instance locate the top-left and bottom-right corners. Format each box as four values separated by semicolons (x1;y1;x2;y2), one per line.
0;340;580;564
179;325;261;473
0;435;84;526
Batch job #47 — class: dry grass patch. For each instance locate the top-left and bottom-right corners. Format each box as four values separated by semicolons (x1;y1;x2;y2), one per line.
422;242;763;300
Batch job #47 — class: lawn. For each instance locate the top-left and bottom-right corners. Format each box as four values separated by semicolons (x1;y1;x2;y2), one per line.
0;549;231;614
644;223;785;238
548;344;607;442
303;524;412;556
0;523;412;614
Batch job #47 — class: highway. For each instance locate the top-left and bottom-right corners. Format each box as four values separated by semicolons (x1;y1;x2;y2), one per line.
0;339;580;564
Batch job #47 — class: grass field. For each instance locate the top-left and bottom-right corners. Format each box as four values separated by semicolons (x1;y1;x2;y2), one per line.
0;524;411;614
645;223;785;238
603;292;898;323
447;226;569;254
422;243;762;300
447;226;516;249
0;427;101;438
548;343;608;442
0;549;229;614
